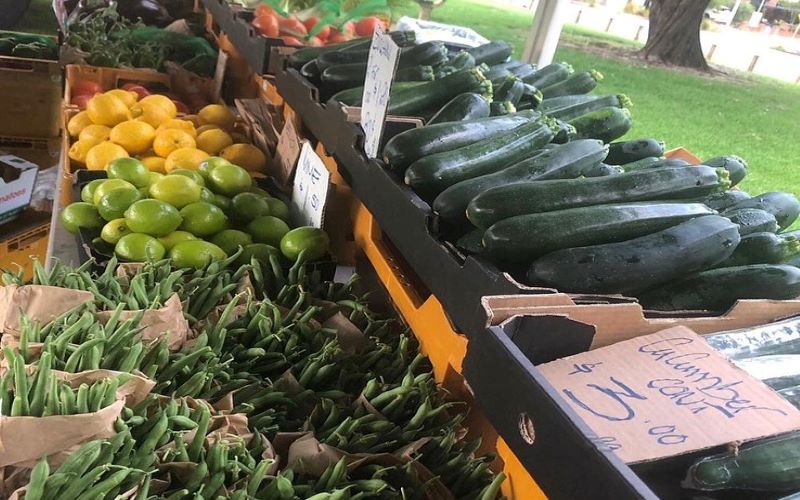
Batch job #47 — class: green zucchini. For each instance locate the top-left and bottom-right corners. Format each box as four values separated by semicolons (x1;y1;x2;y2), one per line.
493;60;526;72
448;51;477;71
484;202;717;264
528;215;740;294
428;93;490;125
605;138;665;165
484;66;511;85
330;81;426;106
717;232;800;267
545;94;631;122
288;31;416;67
316;49;371;71
622;157;689;172
493;76;520;102
724;192;800;230
388;68;492;117
702;155;748;187
509;63;537;81
684;431;800;492
455;228;485;255
569;106;633;143
640;264;800;311
383;111;537;171
490;101;516;116
397;41;449;68
692;189;751;211
540;94;597;112
300;60;321;80
724;208;780;235
405;119;557;197
525;62;573;88
552;119;577;144
520;84;543;109
321;63;433;89
584;163;624;177
541;70;603;98
433;139;607;225
466;41;512;66
467;165;730;229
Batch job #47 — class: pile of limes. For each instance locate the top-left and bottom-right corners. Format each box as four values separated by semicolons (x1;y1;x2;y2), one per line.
61;157;329;269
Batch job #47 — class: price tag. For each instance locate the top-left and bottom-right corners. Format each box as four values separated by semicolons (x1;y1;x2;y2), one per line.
291;141;331;228
273;118;302;186
361;26;400;159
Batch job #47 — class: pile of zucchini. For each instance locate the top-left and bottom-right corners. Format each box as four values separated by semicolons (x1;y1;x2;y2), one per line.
0;255;504;499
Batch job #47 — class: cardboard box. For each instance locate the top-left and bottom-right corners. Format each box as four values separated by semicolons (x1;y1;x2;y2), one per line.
0;153;38;224
0;53;61;138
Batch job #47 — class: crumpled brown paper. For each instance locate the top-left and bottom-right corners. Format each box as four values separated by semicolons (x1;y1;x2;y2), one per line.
96;294;190;351
0;285;93;337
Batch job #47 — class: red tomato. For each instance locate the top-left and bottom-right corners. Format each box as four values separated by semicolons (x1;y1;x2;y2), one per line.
326;32;352;44
254;3;277;18
306;36;324;47
72;94;94;110
252;13;280;38
172;99;191;114
279;17;308;37
341;21;355;34
122;84;151;100
355;17;385;37
72;80;103;96
303;16;331;41
280;36;304;47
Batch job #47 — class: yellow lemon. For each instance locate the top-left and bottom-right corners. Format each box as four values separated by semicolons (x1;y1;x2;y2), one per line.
78;124;112;146
139;95;177;118
131;101;173;128
141;156;167;174
110;120;156;155
104;89;138;108
230;131;249;144
219;143;267;172
196;129;233;155
68;139;95;165
165;148;210;173
183;115;202;127
157;118;197;138
198;104;236;130
153;129;196;158
67;111;93;138
86;93;131;127
196;124;220;135
85;141;129;171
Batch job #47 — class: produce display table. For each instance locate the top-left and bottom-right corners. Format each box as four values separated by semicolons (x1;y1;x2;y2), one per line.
45;156;81;268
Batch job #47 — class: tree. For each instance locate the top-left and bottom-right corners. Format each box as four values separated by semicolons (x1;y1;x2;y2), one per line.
642;0;712;70
417;0;445;20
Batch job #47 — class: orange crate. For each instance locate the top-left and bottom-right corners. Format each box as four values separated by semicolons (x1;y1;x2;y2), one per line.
0;209;50;281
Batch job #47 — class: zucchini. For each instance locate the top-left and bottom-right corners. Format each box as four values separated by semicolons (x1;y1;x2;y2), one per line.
717;232;800;267
490;101;516;116
397;41;449;68
467;165;730;229
316;49;370;70
692;189;751;211
540;94;598;112
466;41;512;66
552;119;577;144
433;139;607;225
724;208;780;235
428;93;490;125
405;119;556;197
300;60;321;80
388;68;492;117
321;63;433;89
584;163;624;177
528;215;740;294
724;192;800;230
540;70;603;98
640;264;800;311
525;62;573;88
521;84;543;109
483;66;511;85
448;51;477;71
383;111;537;171
509;63;537;81
484;202;717;264
622;157;688;172
684;432;800;492
330;81;427;106
287;31;417;67
779;386;800;409
396;65;435;81
545;94;631;122
569;106;633;143
703;155;748;187
605;138;665;165
492;60;527;72
493;76;521;102
455;228;485;255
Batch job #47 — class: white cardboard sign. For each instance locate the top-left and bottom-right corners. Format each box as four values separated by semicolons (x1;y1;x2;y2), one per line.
539;326;800;464
290;141;331;229
360;26;400;159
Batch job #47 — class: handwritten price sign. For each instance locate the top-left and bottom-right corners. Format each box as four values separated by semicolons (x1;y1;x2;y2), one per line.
291;141;331;229
361;25;400;159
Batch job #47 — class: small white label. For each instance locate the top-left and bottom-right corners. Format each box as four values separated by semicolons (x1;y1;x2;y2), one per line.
361;26;400;159
291;141;331;228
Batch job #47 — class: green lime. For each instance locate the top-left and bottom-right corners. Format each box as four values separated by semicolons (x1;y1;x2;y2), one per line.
198;156;231;179
230;192;270;223
235;243;281;267
107;157;150;187
280;226;330;261
210;229;253;256
213;194;232;212
246;215;290;247
97;187;143;221
61;202;104;234
147;171;165;186
169;168;206;187
199;187;215;203
179;201;228;237
100;218;133;244
115;233;166;261
124;199;182;237
248;186;272;198
92;179;137;205
150;175;202;209
265;198;290;221
81;179;106;203
208;163;252;196
91;236;115;256
169;240;227;269
158;230;197;251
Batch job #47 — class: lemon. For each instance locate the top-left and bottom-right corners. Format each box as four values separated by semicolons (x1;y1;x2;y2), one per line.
104;89;138;108
164;148;209;173
131;101;174;128
196;129;233;155
86;93;131;127
220;143;267;172
67;111;93;137
85;142;129;171
110;120;156;155
198;104;236;130
141;156;167;174
78;124;111;145
196;124;220;135
139;95;177;118
68;140;95;165
153;129;196;158
157;118;197;138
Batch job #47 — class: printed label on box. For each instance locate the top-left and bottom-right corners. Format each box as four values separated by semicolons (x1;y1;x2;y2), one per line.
290;141;330;229
361;26;400;159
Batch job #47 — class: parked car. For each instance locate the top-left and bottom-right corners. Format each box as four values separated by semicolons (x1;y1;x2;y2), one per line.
705;6;734;24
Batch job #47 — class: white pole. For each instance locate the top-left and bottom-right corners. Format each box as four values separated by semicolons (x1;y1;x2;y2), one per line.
728;0;742;25
757;0;767;13
521;0;568;66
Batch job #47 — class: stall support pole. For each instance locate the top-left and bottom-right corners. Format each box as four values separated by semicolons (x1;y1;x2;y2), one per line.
521;0;568;66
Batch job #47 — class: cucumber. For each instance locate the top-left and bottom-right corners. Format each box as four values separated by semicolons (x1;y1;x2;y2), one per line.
405;119;556;197
467;165;730;229
466;41;512;66
640;264;800;311
484;202;717;264
724;192;800;230
692;189;751;211
605;138;665;165
383;111;537;171
427;93;490;125
584;163;624;177
717;232;800;267
684;432;800;492
569;106;633;143
388;68;492;117
622;157;689;172
330;81;427;106
528;215;740;294
525;62;573;88
724;208;780;235
455;228;485;255
490;101;516;116
540;70;603;98
702;155;748;187
545;94;631;122
433;139;607;225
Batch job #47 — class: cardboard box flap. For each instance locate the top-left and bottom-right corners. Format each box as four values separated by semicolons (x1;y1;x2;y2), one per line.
539;326;800;464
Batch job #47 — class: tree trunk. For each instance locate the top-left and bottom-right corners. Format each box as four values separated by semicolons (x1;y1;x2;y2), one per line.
641;0;711;70
419;5;433;20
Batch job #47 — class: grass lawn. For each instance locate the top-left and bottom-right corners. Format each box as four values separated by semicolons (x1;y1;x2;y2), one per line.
396;0;800;200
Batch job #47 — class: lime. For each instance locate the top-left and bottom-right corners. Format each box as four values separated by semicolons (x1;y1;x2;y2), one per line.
210;229;253;256
61;202;104;234
169;240;227;269
97;187;143;221
213;194;232;212
106;157;150;187
91;237;115;256
280;227;330;261
246;216;290;247
158;230;197;251
197;156;231;179
124;199;182;236
179;201;228;237
230;192;270;223
248;186;272;198
150;175;202;209
81;179;106;203
265;198;290;221
235;243;281;266
100;218;133;244
138;186;151;197
92;179;137;205
146;171;165;186
208;163;252;196
115;233;166;261
169;168;205;187
199;187;215;203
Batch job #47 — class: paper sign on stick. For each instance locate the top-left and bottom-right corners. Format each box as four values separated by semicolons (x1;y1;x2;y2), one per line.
290;141;331;228
361;26;400;159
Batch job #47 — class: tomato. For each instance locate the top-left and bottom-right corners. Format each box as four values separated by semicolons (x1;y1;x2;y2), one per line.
72;94;94;110
355;16;385;37
172;99;191;114
326;32;352;44
280;36;304;47
341;21;355;34
303;16;330;41
306;36;324;47
252;13;279;38
73;80;104;97
122;84;151;100
254;3;277;18
279;17;308;37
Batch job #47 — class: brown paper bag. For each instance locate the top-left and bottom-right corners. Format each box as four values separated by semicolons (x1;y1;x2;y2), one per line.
0;285;94;337
95;294;190;351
